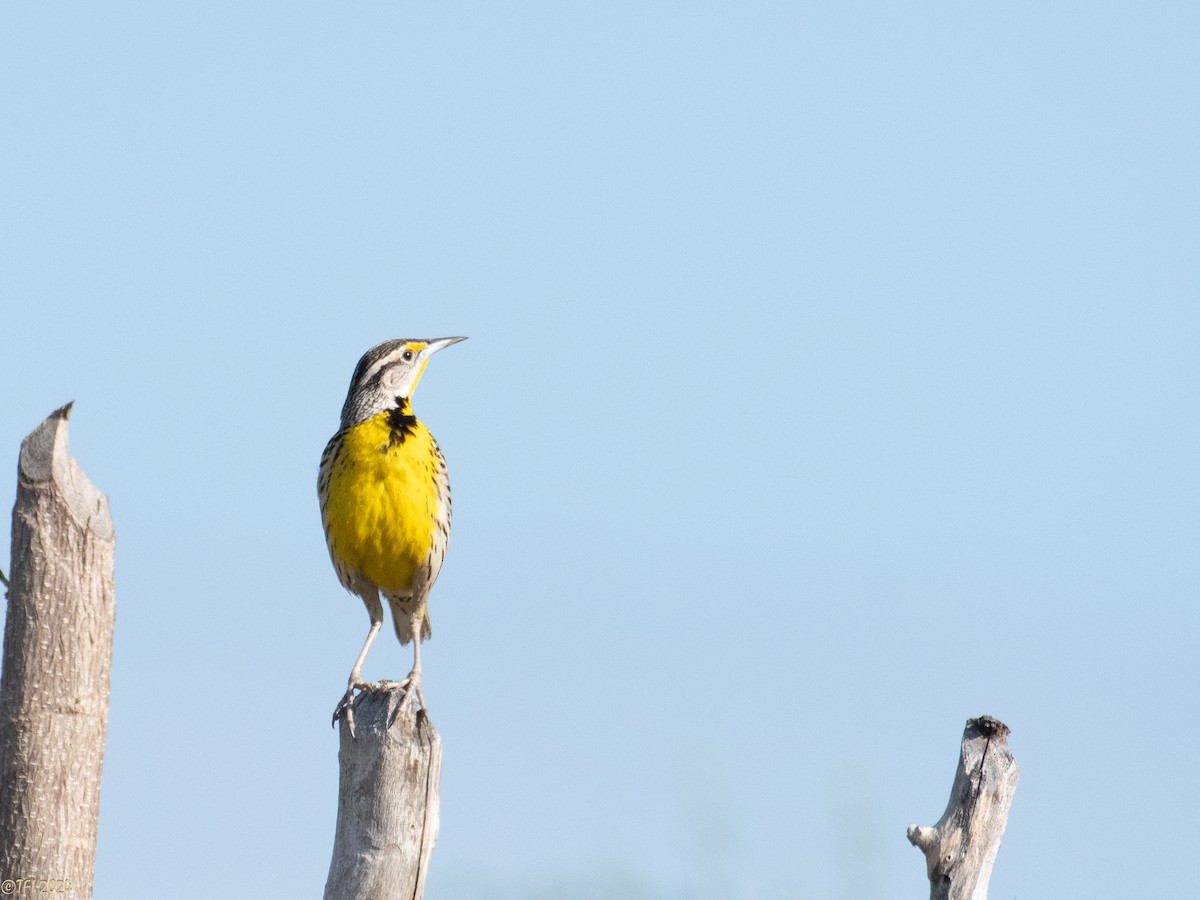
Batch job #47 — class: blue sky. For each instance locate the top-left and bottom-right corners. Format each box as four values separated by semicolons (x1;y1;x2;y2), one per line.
2;4;1197;898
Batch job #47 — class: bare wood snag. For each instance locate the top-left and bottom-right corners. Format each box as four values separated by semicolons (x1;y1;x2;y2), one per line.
0;405;115;900
908;715;1019;900
324;685;441;900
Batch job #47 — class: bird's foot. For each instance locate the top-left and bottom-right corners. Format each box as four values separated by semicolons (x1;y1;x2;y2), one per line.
332;674;427;737
396;669;427;716
332;681;372;738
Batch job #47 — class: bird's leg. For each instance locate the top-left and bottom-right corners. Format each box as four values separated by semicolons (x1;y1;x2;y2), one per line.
334;593;384;737
397;609;427;713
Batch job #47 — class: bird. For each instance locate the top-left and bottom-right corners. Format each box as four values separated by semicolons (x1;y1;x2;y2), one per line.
318;336;465;732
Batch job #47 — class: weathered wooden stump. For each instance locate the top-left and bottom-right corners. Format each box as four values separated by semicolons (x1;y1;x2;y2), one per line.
908;715;1019;900
324;685;442;900
0;405;115;900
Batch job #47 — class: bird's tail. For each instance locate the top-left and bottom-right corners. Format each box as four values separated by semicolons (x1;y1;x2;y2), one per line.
388;596;431;645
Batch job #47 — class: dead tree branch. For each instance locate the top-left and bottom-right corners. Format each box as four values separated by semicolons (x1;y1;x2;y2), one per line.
908;715;1019;900
324;685;442;900
0;405;115;899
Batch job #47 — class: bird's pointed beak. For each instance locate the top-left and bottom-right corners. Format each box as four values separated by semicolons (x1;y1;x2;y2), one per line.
406;336;466;398
422;336;467;358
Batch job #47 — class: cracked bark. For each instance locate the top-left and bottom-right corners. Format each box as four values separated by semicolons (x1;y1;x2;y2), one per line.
0;406;115;899
907;716;1019;900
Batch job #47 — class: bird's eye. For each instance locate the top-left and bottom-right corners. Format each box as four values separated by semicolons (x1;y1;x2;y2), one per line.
402;350;414;362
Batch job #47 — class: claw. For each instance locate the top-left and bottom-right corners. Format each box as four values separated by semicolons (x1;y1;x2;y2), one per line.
395;669;427;716
332;682;370;739
331;671;427;739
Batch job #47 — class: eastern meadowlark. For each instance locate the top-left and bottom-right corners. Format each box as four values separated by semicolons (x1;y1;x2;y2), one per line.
318;336;465;730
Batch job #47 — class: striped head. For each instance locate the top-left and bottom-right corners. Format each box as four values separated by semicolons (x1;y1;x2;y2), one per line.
339;337;466;429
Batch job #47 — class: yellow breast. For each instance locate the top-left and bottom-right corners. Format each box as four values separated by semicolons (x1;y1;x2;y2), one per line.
321;410;445;594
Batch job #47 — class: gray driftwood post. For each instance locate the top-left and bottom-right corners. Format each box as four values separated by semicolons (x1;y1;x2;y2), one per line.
324;685;442;900
0;405;115;899
907;715;1019;900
